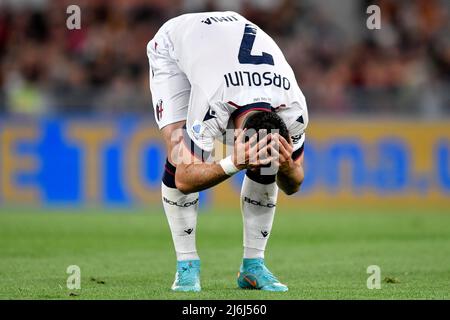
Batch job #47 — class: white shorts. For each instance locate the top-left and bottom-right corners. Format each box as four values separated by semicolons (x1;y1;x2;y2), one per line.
147;21;190;129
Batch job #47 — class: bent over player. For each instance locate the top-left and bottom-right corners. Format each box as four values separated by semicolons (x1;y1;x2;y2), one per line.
147;11;308;292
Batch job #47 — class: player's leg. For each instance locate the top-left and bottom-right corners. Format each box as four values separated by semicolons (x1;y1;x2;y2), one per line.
237;170;288;292
147;31;200;292
160;122;201;292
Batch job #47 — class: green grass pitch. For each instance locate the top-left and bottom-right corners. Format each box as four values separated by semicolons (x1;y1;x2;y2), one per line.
0;207;449;299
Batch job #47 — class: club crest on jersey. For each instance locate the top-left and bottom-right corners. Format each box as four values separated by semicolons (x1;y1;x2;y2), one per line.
156;99;164;121
191;120;205;140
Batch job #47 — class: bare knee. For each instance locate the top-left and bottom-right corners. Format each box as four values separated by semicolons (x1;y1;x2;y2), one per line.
161;121;186;165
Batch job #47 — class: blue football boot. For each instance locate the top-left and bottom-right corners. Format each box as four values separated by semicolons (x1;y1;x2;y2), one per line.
171;260;201;292
237;258;288;292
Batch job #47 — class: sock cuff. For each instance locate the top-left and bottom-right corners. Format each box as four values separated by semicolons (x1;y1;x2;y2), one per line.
246;169;276;185
162;158;177;188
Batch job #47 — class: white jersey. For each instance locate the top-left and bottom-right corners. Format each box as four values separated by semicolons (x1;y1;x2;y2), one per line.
147;11;308;160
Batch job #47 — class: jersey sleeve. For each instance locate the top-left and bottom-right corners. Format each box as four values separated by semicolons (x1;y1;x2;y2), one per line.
184;85;230;161
286;102;309;161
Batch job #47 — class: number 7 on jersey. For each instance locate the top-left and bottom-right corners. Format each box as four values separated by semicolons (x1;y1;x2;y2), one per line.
238;24;274;65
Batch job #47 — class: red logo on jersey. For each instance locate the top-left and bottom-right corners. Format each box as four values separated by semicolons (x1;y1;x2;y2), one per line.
156;99;164;121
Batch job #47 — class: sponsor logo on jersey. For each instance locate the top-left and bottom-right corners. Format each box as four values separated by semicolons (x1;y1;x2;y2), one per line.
156;99;163;121
243;196;276;208
224;71;291;90
203;107;217;121
291;134;303;144
191;120;205;140
163;197;199;208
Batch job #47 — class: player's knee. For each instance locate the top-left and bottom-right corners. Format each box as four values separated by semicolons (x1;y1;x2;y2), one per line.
285;183;300;196
161;158;190;194
161;121;185;162
174;175;191;195
162;158;193;194
298;170;305;186
290;170;305;194
281;168;304;196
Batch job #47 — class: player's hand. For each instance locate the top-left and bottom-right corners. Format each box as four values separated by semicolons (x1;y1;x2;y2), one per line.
232;129;276;170
269;133;294;174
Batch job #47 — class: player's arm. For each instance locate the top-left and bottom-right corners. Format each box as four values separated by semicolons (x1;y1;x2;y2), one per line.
175;130;273;194
271;135;304;195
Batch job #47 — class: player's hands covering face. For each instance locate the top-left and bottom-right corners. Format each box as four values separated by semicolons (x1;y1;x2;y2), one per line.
232;129;288;172
269;134;294;174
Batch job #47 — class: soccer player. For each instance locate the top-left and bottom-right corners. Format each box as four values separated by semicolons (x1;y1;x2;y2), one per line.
147;11;308;292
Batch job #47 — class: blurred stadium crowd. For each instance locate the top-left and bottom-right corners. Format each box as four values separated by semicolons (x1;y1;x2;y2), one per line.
0;0;449;117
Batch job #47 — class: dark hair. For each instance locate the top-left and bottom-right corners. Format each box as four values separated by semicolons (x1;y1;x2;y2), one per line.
243;111;289;141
